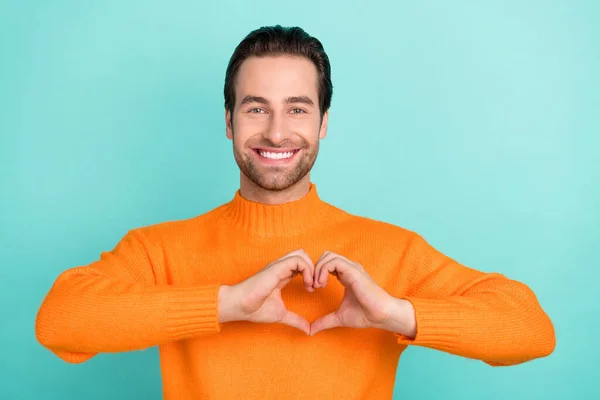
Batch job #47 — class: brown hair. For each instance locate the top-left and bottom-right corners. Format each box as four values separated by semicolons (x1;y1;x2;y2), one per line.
224;25;333;118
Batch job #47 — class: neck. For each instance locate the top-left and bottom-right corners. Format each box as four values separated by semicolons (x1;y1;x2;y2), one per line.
239;173;312;205
222;177;334;237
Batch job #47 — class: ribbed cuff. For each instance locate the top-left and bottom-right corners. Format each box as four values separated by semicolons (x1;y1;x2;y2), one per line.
395;297;462;352
166;285;221;341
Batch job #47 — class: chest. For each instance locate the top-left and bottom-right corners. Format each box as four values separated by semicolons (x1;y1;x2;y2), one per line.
160;227;410;303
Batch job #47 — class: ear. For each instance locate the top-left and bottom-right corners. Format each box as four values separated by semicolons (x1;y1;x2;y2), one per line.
225;109;233;140
319;110;329;139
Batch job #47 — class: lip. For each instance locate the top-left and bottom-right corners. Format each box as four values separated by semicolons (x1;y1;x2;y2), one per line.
252;147;300;153
251;147;301;165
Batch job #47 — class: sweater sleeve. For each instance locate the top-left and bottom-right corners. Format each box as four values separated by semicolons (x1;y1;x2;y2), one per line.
394;232;556;366
35;229;221;364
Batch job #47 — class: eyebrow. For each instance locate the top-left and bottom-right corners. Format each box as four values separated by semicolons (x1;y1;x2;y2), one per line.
240;95;315;107
285;96;314;106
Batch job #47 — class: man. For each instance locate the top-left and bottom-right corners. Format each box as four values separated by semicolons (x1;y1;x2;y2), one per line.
36;25;555;399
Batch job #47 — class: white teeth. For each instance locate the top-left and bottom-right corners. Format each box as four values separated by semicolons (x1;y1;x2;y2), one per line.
258;151;295;160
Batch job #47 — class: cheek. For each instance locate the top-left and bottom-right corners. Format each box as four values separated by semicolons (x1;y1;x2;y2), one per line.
234;115;268;135
290;116;321;132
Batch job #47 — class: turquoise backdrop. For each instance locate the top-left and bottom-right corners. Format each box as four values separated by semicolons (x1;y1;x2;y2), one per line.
1;1;598;399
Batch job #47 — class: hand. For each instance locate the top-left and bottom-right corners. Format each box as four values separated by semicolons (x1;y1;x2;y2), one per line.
218;249;315;334
310;251;398;336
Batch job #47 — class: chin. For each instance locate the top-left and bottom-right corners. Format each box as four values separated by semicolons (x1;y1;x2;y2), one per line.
253;175;304;192
234;148;317;192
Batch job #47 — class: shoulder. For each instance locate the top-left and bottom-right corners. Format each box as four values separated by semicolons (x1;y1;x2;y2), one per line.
325;202;416;243
127;204;225;243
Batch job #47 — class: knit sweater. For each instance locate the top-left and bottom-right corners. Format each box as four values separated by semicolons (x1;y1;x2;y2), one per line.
35;183;555;399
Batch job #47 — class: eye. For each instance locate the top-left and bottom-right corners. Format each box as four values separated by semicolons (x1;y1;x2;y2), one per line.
290;108;306;114
248;108;266;114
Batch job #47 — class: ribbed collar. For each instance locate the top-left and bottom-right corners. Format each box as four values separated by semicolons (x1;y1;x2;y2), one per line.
220;182;333;237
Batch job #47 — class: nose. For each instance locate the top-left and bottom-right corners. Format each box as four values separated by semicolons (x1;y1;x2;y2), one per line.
262;112;290;145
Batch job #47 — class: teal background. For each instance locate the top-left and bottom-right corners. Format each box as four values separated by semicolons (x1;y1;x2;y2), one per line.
1;0;598;399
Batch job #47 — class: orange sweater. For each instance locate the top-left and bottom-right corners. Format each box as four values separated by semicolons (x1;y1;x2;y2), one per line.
36;183;555;399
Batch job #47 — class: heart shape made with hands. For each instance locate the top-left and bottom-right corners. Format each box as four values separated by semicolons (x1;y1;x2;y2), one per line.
288;250;398;336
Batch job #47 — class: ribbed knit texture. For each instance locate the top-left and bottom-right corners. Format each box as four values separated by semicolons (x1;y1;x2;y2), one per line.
35;183;555;399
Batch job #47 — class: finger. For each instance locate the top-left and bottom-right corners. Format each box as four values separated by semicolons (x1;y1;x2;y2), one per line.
313;251;327;287
319;257;358;288
276;249;313;269
279;270;299;287
314;251;336;288
276;255;314;291
298;257;315;292
317;255;341;286
280;248;313;268
294;249;315;271
280;310;310;335
291;250;316;291
310;312;341;336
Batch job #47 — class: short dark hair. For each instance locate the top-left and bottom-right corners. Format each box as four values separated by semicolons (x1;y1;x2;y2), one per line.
224;25;333;118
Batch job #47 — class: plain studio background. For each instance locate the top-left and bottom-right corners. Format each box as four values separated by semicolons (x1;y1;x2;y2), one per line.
1;1;598;399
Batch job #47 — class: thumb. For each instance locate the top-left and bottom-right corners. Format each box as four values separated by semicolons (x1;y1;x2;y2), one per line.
280;310;310;335
310;312;341;336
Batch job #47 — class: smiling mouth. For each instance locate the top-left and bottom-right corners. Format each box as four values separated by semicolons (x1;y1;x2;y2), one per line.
254;149;301;160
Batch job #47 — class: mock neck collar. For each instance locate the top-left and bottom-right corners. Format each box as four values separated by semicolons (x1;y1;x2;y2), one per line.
220;182;332;237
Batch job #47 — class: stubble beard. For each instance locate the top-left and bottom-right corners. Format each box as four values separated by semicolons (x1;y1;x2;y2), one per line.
232;134;319;192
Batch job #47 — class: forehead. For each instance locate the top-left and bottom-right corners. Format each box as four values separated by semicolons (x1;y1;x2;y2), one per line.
235;56;319;101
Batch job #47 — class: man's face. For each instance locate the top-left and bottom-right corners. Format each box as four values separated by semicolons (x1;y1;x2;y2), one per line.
226;56;328;191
